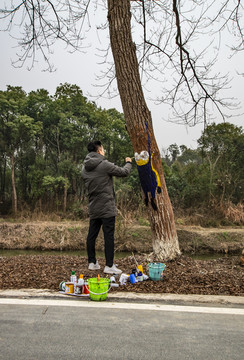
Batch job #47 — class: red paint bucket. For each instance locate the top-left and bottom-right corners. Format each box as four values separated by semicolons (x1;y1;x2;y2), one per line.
84;283;89;294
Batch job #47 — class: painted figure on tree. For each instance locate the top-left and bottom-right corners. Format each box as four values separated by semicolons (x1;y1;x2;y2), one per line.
135;122;161;210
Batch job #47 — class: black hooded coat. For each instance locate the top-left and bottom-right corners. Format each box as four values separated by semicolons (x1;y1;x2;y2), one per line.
81;152;132;219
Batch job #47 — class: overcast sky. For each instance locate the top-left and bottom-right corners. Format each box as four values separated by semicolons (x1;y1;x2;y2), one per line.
0;2;243;152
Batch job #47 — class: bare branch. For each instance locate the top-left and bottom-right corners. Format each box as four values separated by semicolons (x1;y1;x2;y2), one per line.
0;0;92;71
0;0;242;125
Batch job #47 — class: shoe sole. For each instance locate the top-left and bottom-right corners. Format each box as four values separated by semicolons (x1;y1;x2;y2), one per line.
104;270;122;275
88;267;101;270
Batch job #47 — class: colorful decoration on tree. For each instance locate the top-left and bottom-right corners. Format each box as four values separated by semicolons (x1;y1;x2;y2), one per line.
135;122;161;210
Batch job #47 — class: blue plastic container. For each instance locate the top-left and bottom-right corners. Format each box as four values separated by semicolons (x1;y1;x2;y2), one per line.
148;263;166;281
130;273;136;284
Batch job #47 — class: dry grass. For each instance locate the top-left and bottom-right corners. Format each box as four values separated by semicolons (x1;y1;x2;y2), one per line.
221;202;244;224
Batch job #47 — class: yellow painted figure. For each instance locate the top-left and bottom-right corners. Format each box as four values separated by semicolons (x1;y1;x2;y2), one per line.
135;150;161;210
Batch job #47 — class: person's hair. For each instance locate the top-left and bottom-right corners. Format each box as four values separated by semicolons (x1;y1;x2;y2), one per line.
87;140;102;152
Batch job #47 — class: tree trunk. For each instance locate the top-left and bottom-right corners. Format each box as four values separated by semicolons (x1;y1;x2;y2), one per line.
63;175;68;213
1;155;7;201
107;0;180;260
10;154;17;216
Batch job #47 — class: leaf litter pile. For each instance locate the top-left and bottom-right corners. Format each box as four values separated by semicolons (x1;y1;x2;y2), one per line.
0;254;243;296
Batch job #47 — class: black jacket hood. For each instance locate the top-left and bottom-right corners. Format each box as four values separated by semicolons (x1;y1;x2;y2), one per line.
83;152;104;171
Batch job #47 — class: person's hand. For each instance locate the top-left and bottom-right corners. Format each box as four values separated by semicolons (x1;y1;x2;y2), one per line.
125;157;132;163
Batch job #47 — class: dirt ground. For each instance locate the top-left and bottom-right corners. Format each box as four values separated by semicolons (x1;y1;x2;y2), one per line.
0;254;243;296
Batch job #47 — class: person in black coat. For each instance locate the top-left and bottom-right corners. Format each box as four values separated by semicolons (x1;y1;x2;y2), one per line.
82;140;132;274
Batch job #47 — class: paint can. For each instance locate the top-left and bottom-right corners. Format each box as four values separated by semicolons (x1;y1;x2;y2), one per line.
148;263;166;281
87;277;110;301
130;273;136;284
137;271;143;282
83;282;89;294
59;281;66;292
132;268;138;277
65;282;74;294
119;273;129;285
137;265;143;273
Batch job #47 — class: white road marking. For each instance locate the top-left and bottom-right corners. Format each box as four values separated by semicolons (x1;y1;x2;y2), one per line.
0;298;244;315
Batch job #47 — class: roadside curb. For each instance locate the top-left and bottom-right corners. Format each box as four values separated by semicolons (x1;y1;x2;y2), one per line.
0;289;243;306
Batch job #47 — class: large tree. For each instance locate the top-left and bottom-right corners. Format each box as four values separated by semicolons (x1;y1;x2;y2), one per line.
1;0;242;259
107;1;180;258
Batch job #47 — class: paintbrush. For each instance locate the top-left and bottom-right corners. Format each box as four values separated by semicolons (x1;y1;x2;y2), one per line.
132;251;138;267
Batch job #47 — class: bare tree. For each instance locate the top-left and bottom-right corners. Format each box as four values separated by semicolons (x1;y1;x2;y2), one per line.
1;0;243;259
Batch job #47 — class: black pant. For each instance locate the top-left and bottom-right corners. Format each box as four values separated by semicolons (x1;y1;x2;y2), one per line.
87;216;115;267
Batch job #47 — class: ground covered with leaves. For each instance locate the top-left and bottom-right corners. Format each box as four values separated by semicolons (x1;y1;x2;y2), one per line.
0;254;243;296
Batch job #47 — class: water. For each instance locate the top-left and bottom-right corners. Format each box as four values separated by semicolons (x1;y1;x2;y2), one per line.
0;249;233;260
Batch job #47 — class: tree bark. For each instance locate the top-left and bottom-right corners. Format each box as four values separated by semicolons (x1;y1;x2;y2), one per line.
1;155;7;201
10;154;17;216
107;0;180;259
63;175;68;213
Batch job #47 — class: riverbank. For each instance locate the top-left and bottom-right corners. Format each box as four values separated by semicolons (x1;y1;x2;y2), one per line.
0;220;243;296
0;221;243;255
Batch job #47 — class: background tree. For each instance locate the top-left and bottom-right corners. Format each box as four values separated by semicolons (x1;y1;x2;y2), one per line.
198;123;244;205
166;144;180;165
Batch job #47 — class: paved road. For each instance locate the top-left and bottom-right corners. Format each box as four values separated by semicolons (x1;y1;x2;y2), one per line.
0;298;243;360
